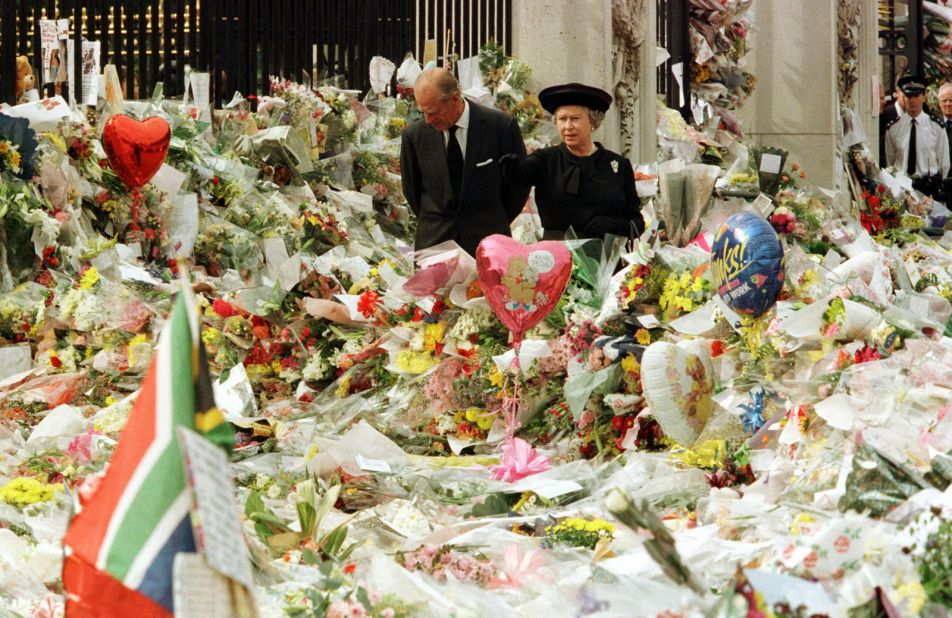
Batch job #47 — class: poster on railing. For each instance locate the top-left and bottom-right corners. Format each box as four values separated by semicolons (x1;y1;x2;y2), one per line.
66;38;100;106
39;19;69;85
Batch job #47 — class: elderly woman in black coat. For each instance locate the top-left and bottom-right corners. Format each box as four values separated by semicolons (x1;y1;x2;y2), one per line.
501;82;644;241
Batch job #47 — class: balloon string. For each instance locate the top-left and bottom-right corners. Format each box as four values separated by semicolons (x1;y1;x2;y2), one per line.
503;340;522;443
130;187;143;232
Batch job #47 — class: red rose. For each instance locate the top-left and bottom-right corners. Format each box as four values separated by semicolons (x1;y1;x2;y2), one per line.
212;298;239;318
356;290;380;319
833;534;851;553
803;550;819;569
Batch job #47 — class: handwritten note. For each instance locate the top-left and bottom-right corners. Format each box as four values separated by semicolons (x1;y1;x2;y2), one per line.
177;428;254;589
172;553;235;617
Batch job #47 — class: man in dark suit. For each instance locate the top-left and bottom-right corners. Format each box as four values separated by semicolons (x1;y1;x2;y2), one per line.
879;82;904;168
937;82;952;203
400;68;529;257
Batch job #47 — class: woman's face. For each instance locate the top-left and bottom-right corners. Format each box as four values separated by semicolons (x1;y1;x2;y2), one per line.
556;105;593;150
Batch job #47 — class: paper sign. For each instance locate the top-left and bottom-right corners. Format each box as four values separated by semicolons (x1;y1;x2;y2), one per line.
752;193;774;217
759;153;782;175
151;163;188;198
188;72;211;110
177;427;255;590
422;39;438;67
355;454;393;473
637;314;662;329
168;193;199;258
119;263;165;285
671;62;685;107
446;434;478;455
504;476;583;500
172;553;236;617
40;20;69;85
0;345;33;381
73;39;100;106
745;569;836;613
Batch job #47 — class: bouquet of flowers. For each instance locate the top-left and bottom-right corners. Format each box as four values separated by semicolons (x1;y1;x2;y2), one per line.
658;268;713;322
689;0;756;111
317;87;360;153
193;217;264;277
395;544;499;586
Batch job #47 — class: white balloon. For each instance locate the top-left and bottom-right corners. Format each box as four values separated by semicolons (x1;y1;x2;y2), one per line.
641;341;714;446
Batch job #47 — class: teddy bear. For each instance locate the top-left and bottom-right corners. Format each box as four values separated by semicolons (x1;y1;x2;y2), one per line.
500;255;539;311
15;56;36;103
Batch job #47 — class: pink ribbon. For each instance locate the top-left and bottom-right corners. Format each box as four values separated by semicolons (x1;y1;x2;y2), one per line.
490;437;551;482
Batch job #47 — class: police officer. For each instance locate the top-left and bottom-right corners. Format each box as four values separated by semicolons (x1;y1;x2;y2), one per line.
885;75;950;198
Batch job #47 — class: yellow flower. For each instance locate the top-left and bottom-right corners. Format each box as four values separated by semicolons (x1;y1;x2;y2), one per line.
635;329;651;345
0;477;61;507
789;512;816;536
79;267;100;290
126;334;150;366
395;350;436;374
691;276;704;293
0;141;8;154
335;375;351;398
488;365;504;387
621;354;640;374
671;439;725;469
423;321;446;352
201;327;222;346
894;580;927;615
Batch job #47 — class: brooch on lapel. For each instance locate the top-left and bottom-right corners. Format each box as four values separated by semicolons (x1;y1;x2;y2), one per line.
610;161;619;174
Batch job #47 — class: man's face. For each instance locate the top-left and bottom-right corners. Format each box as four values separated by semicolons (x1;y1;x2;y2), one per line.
905;91;926;116
939;88;952;119
415;85;462;132
896;89;907;111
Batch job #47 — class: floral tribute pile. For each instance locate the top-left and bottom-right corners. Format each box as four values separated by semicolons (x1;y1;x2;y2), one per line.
0;43;951;618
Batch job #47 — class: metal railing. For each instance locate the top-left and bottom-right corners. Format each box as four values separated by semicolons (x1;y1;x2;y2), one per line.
1;0;512;106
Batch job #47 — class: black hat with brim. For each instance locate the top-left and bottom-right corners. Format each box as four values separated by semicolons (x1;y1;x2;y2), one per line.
538;83;613;115
898;75;926;96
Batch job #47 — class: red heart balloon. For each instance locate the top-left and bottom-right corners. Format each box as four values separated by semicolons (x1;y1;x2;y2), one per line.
102;114;171;190
476;235;572;343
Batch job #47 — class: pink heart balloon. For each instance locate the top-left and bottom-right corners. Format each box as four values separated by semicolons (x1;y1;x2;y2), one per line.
102;114;171;190
476;235;572;343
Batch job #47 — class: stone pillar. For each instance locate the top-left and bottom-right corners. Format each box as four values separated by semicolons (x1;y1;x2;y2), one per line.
511;0;619;152
738;0;839;188
856;0;880;154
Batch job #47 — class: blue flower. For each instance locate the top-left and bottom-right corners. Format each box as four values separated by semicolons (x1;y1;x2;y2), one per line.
738;387;766;434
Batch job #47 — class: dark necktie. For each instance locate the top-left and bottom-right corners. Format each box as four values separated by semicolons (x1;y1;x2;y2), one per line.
447;125;463;206
907;118;917;176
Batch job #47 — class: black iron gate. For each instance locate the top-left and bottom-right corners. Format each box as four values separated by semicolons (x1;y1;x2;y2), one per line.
657;0;690;119
1;0;511;107
879;0;923;96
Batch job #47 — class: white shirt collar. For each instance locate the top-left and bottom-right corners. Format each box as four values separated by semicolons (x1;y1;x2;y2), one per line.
454;99;470;131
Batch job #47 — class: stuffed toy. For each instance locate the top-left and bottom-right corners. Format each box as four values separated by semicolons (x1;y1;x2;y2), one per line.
15;56;36;103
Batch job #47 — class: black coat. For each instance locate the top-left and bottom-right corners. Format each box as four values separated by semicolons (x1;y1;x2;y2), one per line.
879;102;900;168
502;143;643;239
400;102;530;256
